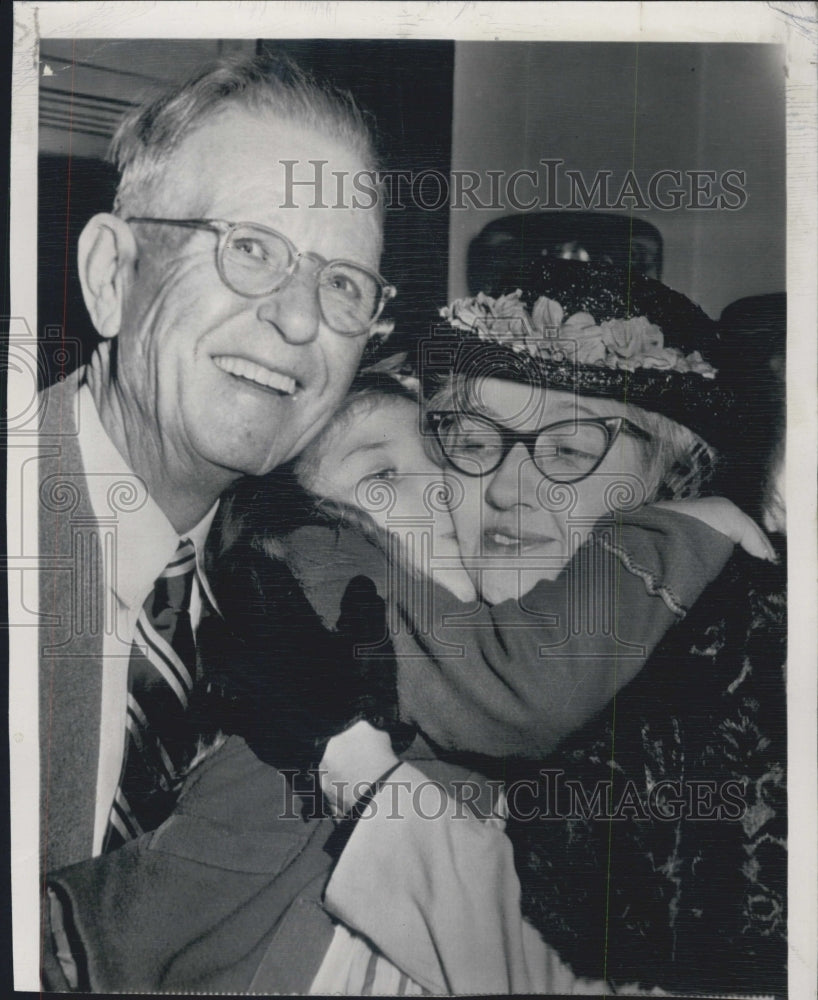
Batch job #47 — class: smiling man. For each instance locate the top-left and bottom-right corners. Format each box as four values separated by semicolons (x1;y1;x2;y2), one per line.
38;54;390;876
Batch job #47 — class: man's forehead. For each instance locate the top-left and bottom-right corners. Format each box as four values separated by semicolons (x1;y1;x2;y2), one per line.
157;105;382;263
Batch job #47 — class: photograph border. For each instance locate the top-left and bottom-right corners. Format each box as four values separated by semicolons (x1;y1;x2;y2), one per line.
9;3;816;996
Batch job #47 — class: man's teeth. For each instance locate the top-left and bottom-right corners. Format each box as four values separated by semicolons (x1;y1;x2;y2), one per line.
214;356;297;395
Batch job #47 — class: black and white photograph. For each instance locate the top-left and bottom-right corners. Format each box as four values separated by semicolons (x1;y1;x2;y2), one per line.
7;3;816;997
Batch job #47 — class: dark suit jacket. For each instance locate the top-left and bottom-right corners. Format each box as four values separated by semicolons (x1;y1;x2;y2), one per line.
45;736;337;994
39;370;108;875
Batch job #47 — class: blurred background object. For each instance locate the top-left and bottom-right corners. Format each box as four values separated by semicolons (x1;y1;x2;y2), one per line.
714;292;786;527
448;43;785;318
467;212;663;297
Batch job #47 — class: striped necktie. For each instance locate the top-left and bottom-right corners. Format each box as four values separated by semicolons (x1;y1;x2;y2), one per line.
105;538;198;849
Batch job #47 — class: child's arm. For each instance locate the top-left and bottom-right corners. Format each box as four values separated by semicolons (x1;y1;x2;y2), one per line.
653;497;776;560
280;502;766;760
395;505;745;757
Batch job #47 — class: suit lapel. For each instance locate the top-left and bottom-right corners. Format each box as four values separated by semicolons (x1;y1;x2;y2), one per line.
39;372;105;872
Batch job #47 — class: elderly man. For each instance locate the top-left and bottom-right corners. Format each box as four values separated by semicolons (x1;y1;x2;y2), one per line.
39;53;390;879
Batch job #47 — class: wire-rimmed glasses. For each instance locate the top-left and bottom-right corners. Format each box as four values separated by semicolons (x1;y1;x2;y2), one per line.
427;410;652;484
127;217;396;337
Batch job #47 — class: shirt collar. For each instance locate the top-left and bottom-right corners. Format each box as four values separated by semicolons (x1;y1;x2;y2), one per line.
76;381;219;612
186;503;221;615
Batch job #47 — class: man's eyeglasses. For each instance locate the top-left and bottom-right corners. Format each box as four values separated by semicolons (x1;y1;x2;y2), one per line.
427;410;652;484
127;217;396;337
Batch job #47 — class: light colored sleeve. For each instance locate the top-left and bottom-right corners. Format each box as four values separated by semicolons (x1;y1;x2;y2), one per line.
320;763;607;996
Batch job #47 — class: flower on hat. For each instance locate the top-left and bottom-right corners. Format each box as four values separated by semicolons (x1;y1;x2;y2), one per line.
440;291;717;378
441;290;533;341
600;316;662;358
533;298;607;364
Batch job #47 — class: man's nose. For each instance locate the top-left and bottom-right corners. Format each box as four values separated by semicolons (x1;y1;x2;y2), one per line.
484;443;537;510
256;270;322;345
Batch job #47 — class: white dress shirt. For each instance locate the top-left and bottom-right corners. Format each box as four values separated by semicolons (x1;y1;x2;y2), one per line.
75;383;219;855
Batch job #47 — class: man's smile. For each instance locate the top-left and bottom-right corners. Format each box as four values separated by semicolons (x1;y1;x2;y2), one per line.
212;355;300;396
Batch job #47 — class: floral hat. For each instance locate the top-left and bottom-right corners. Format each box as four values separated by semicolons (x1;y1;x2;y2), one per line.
418;258;735;449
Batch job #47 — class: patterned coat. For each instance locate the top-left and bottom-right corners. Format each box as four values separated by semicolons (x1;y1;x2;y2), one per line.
507;547;787;997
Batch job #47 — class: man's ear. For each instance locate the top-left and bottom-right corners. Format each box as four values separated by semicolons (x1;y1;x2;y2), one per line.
77;214;138;339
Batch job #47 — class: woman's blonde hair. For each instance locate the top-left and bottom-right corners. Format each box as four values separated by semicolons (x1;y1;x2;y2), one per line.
632;407;717;501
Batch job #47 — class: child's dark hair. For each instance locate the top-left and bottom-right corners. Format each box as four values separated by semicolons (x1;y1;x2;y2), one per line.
290;370;420;539
293;371;418;487
213;371;417;568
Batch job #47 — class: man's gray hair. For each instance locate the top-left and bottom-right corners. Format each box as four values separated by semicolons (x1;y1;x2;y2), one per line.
109;50;382;218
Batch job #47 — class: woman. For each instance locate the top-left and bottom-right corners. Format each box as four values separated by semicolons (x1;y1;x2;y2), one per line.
265;259;782;994
397;259;786;996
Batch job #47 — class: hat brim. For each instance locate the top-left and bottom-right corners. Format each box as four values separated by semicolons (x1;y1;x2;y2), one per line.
418;258;735;449
418;332;734;450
